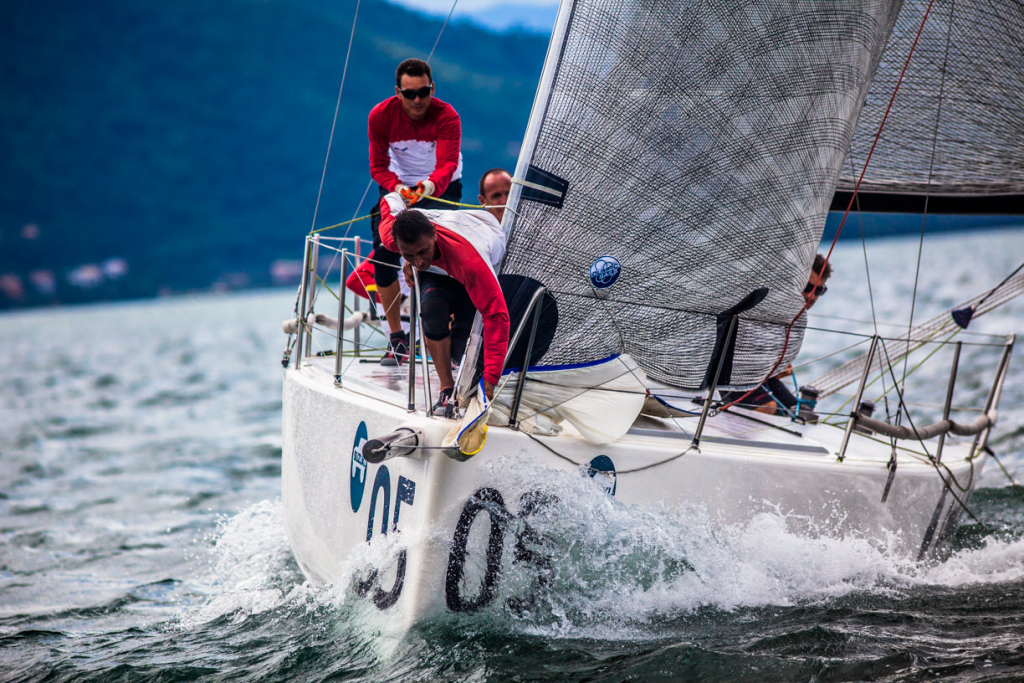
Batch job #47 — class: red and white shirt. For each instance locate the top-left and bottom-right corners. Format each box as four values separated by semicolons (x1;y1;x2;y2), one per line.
368;96;463;194
378;193;508;385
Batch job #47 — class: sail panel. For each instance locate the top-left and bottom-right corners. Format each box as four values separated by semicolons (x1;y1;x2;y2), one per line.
502;0;902;390
841;0;1024;197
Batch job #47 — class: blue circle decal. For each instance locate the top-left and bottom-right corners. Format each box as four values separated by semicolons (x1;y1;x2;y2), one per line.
350;421;369;512
587;455;617;496
590;256;621;289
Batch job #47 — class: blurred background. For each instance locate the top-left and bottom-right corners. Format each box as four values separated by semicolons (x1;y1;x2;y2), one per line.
1;0;1019;311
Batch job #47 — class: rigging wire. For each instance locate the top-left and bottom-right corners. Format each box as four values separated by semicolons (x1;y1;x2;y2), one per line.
297;0;467;367
851;188;895;415
985;445;1024;508
765;0;942;413
735;0;943;411
309;0;361;235
822;0;939;266
852;171;881;340
428;0;460;63
901;0;958;420
284;0;362;360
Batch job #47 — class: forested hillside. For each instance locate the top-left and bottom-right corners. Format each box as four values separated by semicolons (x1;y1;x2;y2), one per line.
0;0;547;307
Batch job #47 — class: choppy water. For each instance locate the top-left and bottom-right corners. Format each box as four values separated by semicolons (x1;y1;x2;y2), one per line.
3;228;1024;682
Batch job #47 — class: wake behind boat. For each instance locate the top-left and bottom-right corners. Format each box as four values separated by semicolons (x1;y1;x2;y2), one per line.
280;0;1023;632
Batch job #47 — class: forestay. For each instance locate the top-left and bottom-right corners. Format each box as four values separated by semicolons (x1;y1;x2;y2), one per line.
501;0;903;391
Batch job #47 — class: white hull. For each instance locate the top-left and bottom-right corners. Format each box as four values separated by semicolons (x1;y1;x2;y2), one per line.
281;356;987;631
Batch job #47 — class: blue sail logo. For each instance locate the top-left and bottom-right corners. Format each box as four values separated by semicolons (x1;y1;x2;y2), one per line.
350;421;369;512
590;256;621;289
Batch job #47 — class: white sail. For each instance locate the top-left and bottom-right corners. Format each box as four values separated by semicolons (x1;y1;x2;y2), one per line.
501;0;903;392
840;0;1024;206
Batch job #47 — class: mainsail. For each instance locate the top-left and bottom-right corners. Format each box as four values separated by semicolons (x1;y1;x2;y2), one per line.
501;0;903;391
838;0;1024;208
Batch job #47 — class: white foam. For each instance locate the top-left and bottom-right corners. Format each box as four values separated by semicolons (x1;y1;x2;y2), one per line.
915;537;1024;587
181;470;1024;639
178;499;310;629
457;455;1024;636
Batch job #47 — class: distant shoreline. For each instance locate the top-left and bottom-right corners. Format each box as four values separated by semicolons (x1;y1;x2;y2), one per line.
3;221;1021;314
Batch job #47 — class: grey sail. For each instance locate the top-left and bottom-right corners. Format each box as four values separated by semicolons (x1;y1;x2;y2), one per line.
838;0;1024;208
501;0;903;391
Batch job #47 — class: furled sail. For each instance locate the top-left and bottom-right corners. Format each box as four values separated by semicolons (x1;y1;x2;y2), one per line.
837;0;1024;210
501;0;903;391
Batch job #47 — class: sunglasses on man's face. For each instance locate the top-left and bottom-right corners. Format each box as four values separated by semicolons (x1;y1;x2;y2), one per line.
399;85;432;100
803;283;827;296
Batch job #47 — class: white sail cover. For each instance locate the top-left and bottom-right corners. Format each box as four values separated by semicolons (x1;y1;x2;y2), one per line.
489;355;648;445
840;0;1024;200
501;0;902;391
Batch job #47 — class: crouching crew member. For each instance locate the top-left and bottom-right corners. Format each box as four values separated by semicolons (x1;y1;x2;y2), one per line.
376;192;508;416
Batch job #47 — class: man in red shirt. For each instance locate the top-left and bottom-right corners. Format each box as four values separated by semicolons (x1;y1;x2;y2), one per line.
377;191;508;416
368;58;464;366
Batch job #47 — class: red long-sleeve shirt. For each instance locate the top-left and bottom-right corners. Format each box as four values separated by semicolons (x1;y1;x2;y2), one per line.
368;96;463;195
378;194;508;385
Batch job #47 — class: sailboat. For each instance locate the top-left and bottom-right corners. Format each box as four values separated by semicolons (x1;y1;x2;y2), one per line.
280;0;1022;630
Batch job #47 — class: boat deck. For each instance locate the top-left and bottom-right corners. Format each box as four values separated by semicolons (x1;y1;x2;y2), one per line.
304;352;978;470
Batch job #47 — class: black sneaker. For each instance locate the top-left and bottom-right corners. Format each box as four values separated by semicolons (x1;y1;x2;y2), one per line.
380;331;409;367
432;387;455;419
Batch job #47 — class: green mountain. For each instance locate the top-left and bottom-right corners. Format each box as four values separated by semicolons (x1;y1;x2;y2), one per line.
0;0;548;308
3;1;1018;310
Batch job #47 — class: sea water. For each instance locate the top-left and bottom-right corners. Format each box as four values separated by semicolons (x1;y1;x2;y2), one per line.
2;228;1024;682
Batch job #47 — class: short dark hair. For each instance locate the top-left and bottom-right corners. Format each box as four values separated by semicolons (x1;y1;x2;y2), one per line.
478;168;510;196
396;58;432;87
393;210;435;244
812;253;833;281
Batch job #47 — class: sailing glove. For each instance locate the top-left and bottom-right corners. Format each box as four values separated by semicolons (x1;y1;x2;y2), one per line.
416;179;436;199
395;184;412;205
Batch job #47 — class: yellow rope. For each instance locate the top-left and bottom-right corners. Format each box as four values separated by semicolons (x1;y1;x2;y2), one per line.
407;191;490;209
308;191;497;235
310;213;373;236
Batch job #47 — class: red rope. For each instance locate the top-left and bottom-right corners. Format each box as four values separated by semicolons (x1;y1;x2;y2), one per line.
720;1;937;413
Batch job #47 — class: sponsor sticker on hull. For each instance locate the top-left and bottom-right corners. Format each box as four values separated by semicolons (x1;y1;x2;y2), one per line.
350;421;369;512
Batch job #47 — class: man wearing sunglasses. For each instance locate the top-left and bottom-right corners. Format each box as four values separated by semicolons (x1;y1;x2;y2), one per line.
802;253;830;308
368;58;464;366
723;253;833;416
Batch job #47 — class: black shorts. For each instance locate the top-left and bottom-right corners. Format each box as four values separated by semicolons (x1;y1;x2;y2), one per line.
418;271;475;362
369;179;463;289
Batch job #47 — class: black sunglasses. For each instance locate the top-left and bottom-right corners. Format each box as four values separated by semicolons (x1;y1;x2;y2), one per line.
399;85;432;100
803;283;827;296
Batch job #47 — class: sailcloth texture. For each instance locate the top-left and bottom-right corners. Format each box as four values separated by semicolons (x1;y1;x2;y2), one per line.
841;0;1024;198
500;0;902;391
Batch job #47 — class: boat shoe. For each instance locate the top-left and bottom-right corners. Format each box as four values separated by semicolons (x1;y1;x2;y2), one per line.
432;387;455;419
380;331;410;366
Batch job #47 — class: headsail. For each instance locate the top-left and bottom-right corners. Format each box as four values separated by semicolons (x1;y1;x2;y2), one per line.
501;0;903;391
837;0;1024;210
